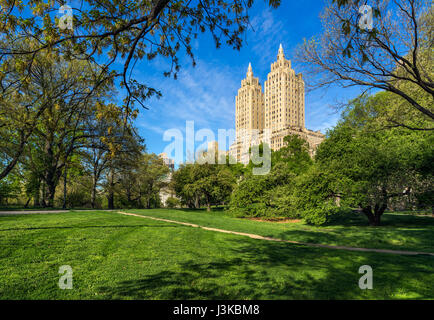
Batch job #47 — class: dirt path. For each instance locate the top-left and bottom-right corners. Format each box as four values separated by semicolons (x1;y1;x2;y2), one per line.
0;209;116;215
0;210;70;215
117;211;434;257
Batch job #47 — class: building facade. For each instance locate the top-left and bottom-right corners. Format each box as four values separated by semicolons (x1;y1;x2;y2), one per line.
230;45;324;164
236;63;264;136
158;153;176;206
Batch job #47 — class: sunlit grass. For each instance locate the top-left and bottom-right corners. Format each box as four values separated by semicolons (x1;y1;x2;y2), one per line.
0;210;433;299
127;208;434;253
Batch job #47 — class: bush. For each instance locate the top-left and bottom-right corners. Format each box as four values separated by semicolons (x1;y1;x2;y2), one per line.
302;203;352;226
228;166;300;219
62;189;92;208
166;197;181;208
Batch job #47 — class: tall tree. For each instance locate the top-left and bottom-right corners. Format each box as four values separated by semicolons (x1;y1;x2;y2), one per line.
0;42;112;181
81;103;134;208
117;153;170;208
0;0;281;109
102;128;144;209
18;57;115;207
314;96;433;226
296;0;433;129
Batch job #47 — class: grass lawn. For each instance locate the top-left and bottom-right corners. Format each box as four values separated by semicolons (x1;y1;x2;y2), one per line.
0;210;433;299
126;208;434;253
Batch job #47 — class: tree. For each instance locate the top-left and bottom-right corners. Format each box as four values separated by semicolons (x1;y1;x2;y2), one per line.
102;129;144;209
296;0;433;129
272;135;313;174
165;197;181;208
18;59;115;207
0;0;281;109
81;104;136;208
314;96;433;226
0;44;110;181
117;153;170;208
229;174;269;216
192;164;235;211
172;156;236;211
0;171;21;206
229;135;312;218
139;153;171;208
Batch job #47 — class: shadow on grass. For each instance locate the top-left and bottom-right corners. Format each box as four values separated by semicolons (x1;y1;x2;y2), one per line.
0;224;183;232
322;211;434;228
274;213;434;252
97;237;434;300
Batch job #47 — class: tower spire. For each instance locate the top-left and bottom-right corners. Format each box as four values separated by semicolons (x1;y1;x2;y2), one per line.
247;62;253;77
278;43;284;60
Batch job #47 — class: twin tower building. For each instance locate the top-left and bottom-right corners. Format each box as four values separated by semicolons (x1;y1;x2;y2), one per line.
229;44;325;164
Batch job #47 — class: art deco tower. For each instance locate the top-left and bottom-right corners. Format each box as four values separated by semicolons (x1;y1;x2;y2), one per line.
264;44;305;134
230;45;324;163
235;63;264;137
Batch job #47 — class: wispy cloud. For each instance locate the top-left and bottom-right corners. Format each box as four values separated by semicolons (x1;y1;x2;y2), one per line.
249;9;289;68
128;3;361;156
134;57;239;150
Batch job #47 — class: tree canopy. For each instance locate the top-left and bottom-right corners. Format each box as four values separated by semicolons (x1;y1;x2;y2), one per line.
296;0;433;129
0;0;281;109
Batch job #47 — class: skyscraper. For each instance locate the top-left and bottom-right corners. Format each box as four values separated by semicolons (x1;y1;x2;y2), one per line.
233;62;264;163
230;44;324;164
236;62;264;135
264;44;304;132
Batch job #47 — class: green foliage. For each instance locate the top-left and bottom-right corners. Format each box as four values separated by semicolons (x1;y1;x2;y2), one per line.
165;197;180;209
311;94;434;225
291;164;336;210
302;204;353;226
172;164;197;208
110;152;169;209
297;0;433;129
272;135;313;174
230;135;313;219
228;175;268;217
229;91;433;225
63;189;92;208
0;173;21;205
0;0;281;107
172;159;236;211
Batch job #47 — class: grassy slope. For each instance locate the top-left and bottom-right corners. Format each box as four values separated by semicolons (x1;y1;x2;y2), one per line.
0;211;433;299
126;209;434;253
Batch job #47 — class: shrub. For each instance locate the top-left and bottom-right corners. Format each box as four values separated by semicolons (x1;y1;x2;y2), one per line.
62;189;92;208
302;203;352;226
166;197;181;208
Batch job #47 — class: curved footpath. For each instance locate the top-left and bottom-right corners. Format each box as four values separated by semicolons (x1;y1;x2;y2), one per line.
1;209;432;257
117;211;434;257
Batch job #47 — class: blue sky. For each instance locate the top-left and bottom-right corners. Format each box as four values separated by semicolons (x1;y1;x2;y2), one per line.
118;0;365;163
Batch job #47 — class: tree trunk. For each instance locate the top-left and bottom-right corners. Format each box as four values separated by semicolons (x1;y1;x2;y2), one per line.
107;169;115;210
107;192;114;209
361;203;387;226
91;168;101;209
33;180;40;207
62;164;67;209
127;184;132;203
46;182;56;208
91;178;97;209
90;180;96;209
24;198;31;209
40;181;47;207
206;195;211;212
44;164;61;208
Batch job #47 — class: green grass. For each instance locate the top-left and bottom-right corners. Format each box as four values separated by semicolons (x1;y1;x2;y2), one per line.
0;210;433;299
125;208;434;253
